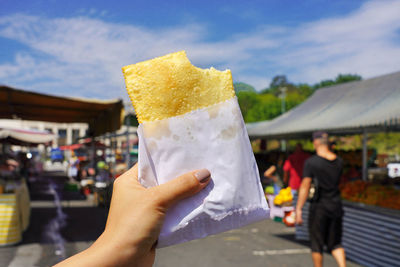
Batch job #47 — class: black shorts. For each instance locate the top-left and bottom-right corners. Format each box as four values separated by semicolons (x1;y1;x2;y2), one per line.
308;205;343;253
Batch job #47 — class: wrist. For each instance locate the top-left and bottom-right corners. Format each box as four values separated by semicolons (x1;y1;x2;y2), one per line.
85;232;139;267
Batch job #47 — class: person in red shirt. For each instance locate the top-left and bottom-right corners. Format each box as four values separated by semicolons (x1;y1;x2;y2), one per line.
283;144;310;190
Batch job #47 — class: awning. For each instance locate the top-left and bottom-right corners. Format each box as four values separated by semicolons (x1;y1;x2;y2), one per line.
0;85;124;136
59;139;107;151
0;127;56;145
247;71;400;139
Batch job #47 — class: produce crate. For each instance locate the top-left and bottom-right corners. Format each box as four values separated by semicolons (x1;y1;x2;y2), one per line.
295;200;400;267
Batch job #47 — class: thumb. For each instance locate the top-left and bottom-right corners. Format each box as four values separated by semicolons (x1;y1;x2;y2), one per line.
151;169;211;209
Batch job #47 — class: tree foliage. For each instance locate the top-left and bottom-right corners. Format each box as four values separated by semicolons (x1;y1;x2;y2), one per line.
313;74;361;90
233;82;256;93
237;73;362;123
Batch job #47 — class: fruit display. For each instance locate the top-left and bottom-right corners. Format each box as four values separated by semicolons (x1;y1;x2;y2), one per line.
273;187;293;206
264;186;275;195
283;210;296;227
340;180;400;210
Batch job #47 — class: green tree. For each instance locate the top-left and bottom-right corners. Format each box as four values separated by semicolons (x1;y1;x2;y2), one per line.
245;93;281;122
297;83;313;97
233;82;256;93
237;73;362;123
313;73;362;90
270;75;290;89
237;91;260;120
335;74;362;83
285;92;308;110
124;114;139;127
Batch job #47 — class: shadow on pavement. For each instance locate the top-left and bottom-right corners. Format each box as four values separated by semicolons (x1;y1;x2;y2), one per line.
273;232;310;247
22;207;108;244
22;171;108;245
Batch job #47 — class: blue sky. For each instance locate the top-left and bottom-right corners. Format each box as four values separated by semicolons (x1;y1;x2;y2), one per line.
1;0;400;101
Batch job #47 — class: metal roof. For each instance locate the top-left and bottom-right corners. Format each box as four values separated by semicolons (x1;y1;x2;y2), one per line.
247;71;400;139
0;85;124;136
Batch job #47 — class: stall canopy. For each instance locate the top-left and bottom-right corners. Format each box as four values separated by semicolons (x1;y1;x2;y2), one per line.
0;127;56;146
247;71;400;139
0;85;124;136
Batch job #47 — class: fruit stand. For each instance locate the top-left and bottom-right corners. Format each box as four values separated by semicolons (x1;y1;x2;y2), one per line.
266;187;296;226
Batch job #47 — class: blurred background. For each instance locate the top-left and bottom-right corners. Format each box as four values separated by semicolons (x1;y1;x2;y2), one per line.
0;0;399;266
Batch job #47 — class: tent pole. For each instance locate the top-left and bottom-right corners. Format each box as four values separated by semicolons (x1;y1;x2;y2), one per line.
362;129;368;181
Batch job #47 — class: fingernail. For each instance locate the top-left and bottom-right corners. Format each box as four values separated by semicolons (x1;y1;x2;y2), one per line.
195;169;211;183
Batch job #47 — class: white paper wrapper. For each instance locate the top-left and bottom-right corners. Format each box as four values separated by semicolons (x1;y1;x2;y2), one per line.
137;96;269;247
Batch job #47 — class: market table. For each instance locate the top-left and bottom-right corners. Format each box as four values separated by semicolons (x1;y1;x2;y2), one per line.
266;194;294;221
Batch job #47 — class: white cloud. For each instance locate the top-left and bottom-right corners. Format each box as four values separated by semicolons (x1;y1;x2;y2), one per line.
278;0;400;82
0;0;399;100
0;14;277;98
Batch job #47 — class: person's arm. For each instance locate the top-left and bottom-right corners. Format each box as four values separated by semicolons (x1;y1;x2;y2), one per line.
264;165;276;179
295;177;311;225
54;164;211;267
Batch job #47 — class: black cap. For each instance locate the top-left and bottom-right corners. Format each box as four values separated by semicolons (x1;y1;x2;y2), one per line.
312;131;328;140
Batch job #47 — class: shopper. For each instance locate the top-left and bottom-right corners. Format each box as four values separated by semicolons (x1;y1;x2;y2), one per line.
296;132;346;267
283;143;310;191
55;164;211;267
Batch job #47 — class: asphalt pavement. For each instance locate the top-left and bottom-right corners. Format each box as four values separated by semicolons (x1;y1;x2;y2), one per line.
155;220;363;267
0;170;364;266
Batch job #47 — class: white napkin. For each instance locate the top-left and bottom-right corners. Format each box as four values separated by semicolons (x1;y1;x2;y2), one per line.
137;96;269;247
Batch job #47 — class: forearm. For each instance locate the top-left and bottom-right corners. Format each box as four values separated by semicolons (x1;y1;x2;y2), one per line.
54;243;105;267
54;234;136;267
296;178;311;212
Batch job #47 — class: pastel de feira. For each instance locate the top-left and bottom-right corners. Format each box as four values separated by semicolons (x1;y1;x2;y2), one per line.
122;51;269;247
122;51;235;122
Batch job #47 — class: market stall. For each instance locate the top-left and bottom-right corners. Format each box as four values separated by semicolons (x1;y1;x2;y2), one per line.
0;85;124;245
0;127;56;245
247;71;400;266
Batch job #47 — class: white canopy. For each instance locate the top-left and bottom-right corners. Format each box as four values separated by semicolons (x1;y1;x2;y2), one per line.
0;128;56;145
247;71;400;139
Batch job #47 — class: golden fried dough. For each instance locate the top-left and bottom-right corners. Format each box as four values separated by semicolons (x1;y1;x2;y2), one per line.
122;51;235;123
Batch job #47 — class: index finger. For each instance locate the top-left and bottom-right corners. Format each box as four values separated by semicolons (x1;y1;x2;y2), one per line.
121;163;139;182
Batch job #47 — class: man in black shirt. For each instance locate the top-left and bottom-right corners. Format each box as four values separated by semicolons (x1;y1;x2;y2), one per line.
296;132;346;267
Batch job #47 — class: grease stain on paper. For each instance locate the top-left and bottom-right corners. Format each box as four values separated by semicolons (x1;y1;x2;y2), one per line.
219;125;239;140
143;119;171;140
147;140;158;152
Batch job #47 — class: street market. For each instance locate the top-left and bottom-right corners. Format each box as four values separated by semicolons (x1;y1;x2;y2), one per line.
247;71;400;267
1;1;400;266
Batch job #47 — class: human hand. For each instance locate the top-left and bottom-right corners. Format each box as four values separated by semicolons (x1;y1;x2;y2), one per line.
295;209;303;225
55;164;211;267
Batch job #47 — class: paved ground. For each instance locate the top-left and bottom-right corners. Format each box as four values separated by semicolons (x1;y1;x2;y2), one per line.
0;171;364;266
1;218;363;267
155;220;363;267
